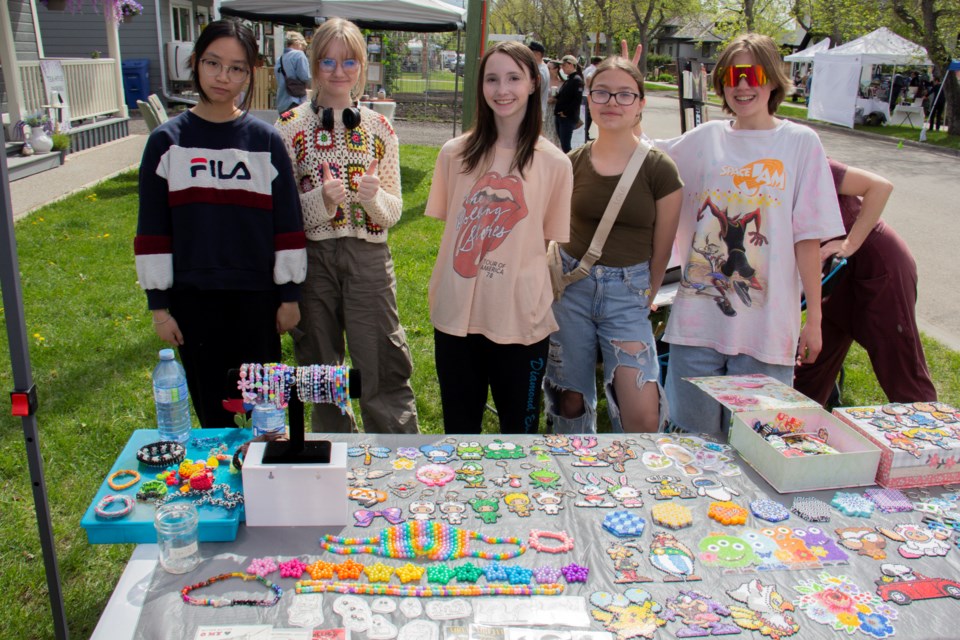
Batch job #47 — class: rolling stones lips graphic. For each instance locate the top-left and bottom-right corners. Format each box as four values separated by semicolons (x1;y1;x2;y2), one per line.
453;172;528;278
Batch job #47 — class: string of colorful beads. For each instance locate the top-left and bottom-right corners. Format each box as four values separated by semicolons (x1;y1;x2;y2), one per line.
319;521;526;561
294;581;565;597
181;572;282;607
238;363;350;413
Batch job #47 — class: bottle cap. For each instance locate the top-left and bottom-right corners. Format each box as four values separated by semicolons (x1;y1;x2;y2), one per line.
159;348;174;360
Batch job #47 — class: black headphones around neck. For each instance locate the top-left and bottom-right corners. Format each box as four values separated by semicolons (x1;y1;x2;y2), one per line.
311;99;362;131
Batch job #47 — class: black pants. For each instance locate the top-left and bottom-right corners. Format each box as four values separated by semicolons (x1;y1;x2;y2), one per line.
170;289;282;428
556;116;577;153
434;330;548;435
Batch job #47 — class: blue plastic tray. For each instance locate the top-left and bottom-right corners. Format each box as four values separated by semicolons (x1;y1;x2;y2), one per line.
81;428;250;544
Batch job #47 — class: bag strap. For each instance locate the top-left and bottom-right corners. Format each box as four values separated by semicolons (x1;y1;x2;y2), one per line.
566;140;651;280
279;55;288;78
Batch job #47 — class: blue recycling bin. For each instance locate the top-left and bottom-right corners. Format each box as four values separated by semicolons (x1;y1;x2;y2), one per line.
122;59;150;109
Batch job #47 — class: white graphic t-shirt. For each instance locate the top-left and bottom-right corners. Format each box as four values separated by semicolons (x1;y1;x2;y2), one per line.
658;120;844;366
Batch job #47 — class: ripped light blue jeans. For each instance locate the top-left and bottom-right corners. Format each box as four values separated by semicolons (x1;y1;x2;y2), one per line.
544;247;665;433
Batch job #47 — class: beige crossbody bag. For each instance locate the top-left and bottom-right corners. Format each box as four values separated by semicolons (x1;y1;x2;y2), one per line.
547;140;651;302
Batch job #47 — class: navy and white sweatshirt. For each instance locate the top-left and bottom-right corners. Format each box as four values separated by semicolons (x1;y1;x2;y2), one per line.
135;111;307;310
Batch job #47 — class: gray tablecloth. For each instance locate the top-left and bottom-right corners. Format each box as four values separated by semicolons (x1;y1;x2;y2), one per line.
134;433;958;639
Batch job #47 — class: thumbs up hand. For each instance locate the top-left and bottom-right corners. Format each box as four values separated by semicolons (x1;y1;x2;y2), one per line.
356;159;380;202
320;162;346;208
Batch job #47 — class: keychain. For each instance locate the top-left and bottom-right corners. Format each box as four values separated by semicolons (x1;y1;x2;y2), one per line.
598;440;639;473
531;489;574;516
468;492;502;524
454;461;487;488
409;490;437;521
489;460;524;488
437;491;469;525
496;490;534;517
522;462;563;490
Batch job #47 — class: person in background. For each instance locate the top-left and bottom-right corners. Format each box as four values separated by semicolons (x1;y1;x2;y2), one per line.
582;55;602;141
929;76;946;131
275;31;311;114
794;160;936;406
554;55;584;152
136;19;306;427
275;17;419;434
543;59;562;147
655;33;844;437
529;41;550;126
425;41;573;435
545;57;683;434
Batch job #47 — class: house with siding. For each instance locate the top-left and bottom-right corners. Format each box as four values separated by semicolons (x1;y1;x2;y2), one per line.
2;0;212;179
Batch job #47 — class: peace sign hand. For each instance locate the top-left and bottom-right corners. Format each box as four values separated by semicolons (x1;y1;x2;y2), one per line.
356;160;380;202
620;40;643;68
320;162;346;208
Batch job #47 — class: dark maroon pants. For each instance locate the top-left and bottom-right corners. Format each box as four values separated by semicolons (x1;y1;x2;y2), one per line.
794;226;937;406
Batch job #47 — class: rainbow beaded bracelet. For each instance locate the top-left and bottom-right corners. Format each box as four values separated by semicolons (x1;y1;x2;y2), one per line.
294;581;565;597
182;572;282;607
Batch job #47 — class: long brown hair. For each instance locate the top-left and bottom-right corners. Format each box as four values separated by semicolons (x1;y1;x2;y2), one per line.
460;41;542;178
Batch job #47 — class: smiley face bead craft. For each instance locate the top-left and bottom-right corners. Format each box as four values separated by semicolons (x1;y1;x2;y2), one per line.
320;521;527;561
708;501;748;526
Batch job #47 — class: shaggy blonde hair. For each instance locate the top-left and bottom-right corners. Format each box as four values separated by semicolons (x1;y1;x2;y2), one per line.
713;33;792;115
308;17;367;100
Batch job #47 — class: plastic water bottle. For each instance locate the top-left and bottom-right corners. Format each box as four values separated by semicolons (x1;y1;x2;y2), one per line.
153;349;192;443
252;403;286;437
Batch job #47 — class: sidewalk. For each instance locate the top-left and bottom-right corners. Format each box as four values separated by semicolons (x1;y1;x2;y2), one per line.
9;133;147;222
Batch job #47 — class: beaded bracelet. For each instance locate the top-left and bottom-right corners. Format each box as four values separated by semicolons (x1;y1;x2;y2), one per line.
181;572;282;607
94;494;135;519
528;529;575;554
136;441;186;468
136;479;168;501
294;581;565;598
108;469;141;491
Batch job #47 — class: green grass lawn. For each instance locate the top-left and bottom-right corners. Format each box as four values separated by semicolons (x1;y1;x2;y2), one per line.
394;70;462;93
1;145;959;638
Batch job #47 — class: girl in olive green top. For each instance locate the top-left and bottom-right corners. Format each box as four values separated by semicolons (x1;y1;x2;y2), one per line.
544;56;683;434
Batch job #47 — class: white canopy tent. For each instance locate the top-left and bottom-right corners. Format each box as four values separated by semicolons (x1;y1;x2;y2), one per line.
784;37;830;62
220;0;467;32
808;28;931;128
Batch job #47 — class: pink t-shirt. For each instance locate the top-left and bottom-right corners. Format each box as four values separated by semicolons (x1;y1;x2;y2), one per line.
425;136;573;345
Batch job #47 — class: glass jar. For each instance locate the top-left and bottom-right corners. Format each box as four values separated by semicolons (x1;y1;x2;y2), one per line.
155;502;201;574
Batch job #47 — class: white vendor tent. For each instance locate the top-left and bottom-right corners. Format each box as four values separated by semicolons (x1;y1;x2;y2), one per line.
808;28;932;128
220;0;467;32
784;38;830;62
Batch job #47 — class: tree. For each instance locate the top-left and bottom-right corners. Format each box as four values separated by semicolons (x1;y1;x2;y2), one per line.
888;0;960;136
791;0;885;45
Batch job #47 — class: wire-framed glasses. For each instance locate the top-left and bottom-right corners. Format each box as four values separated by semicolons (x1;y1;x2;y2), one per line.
319;58;360;73
198;58;250;83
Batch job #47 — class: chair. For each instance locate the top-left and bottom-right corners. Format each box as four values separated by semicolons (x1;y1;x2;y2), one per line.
137;99;161;132
147;94;169;124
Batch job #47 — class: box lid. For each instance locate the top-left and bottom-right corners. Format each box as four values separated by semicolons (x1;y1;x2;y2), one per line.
686;373;820;413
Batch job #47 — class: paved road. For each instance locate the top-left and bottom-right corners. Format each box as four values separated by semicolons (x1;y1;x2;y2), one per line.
631;94;960;351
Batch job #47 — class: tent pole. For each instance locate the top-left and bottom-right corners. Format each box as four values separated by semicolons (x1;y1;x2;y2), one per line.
0;116;70;640
453;29;461;138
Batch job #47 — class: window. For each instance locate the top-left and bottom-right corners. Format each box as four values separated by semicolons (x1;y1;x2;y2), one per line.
172;4;193;42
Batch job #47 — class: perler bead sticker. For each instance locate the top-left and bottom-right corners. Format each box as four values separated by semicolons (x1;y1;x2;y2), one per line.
603;510;647;538
831;492;875;518
648;532;701;582
708;501;748;526
877;522;952;559
726;579;800;639
793;572;898;638
590;589;666;639
751;498;791;523
865;488;914;514
652;502;693;530
876;563;960;606
791;496;831;523
663;589;741;637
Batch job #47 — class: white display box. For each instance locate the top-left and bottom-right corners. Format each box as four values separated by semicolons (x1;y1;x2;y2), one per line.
688;374;882;494
242;440;349;527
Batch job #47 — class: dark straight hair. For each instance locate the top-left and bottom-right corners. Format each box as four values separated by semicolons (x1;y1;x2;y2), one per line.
190;19;258;112
460;41;542;179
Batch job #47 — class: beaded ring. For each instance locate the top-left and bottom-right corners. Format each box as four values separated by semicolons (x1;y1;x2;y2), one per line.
527;529;575;554
108;469;141;491
136;441;186;468
181;572;282;607
94;494;135;519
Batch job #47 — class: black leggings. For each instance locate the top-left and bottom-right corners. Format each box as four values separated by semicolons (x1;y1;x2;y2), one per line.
170;289;281;428
434;330;548;435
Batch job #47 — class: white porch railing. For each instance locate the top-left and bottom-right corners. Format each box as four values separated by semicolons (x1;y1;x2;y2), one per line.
19;58;122;122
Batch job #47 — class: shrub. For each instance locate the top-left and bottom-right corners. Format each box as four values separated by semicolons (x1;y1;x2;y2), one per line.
51;132;71;151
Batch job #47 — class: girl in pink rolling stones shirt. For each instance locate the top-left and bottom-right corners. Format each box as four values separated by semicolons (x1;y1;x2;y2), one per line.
425;41;573;435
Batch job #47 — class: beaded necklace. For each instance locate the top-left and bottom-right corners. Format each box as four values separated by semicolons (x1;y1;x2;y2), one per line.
295;581;564;597
155;483;245;511
320;520;526;561
181;572;282;607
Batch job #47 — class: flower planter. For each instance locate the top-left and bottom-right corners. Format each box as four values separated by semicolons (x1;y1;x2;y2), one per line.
29;128;54;154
